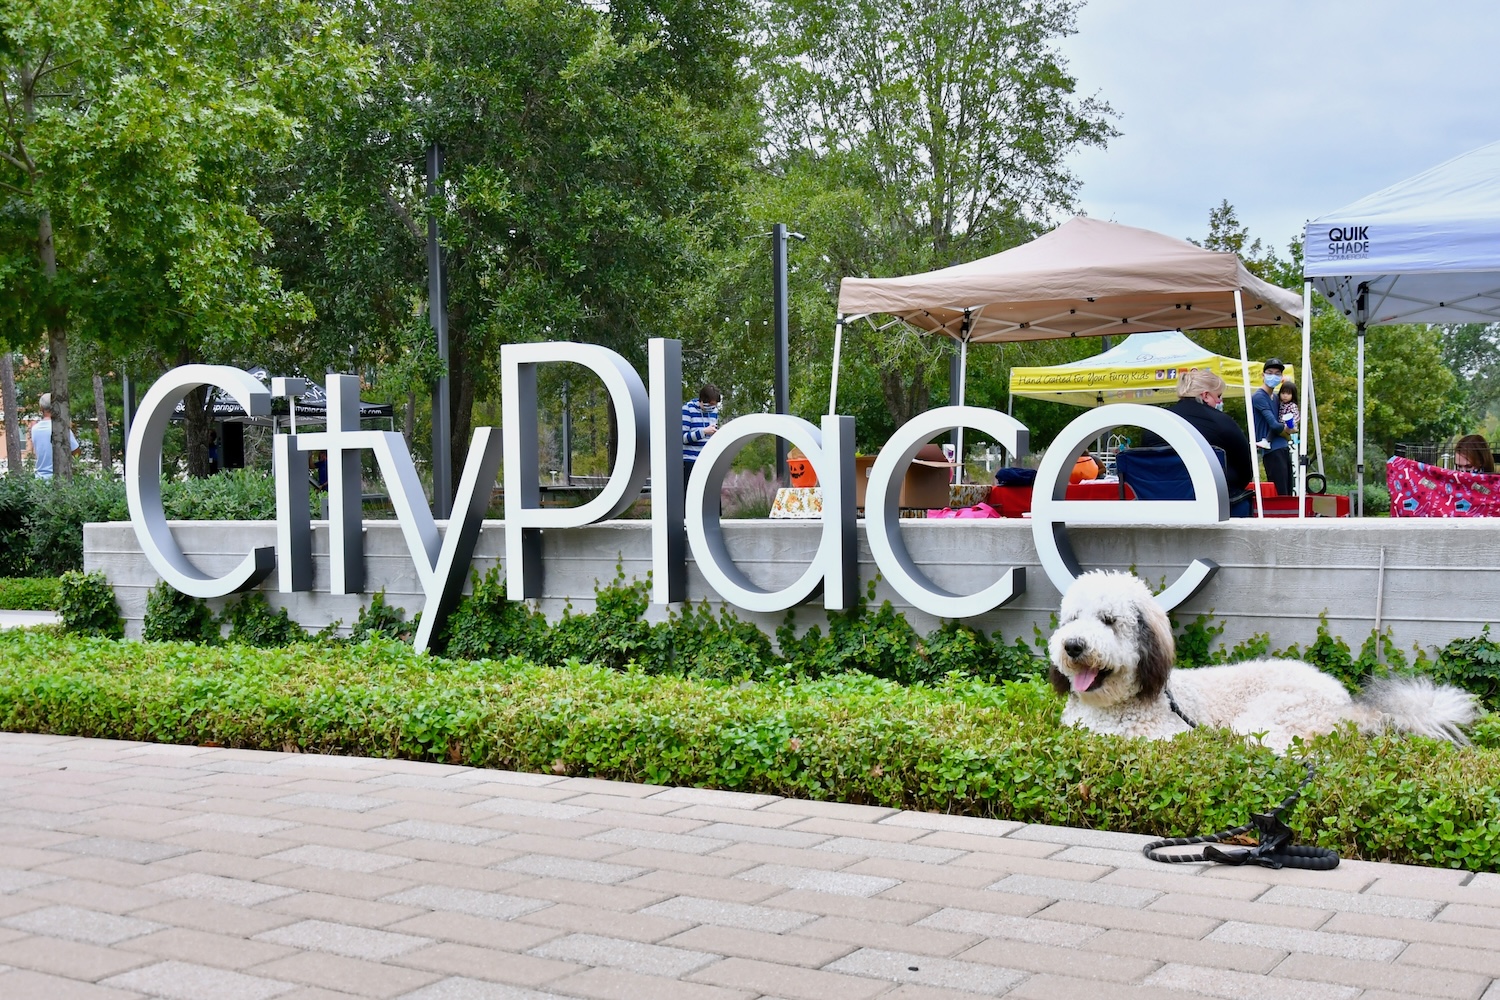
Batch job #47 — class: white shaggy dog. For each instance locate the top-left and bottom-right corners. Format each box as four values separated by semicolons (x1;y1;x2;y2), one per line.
1049;571;1478;753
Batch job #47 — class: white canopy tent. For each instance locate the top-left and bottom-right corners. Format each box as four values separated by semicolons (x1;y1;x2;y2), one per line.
836;217;1305;511
1304;139;1500;514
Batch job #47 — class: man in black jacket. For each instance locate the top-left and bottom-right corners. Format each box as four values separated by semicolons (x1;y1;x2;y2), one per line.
1141;369;1255;516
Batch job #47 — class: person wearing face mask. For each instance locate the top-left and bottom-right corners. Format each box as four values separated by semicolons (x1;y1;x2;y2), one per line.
1253;358;1293;496
1141;369;1256;516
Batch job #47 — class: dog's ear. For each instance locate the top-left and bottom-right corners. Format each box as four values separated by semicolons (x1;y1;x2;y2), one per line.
1048;665;1072;697
1134;603;1175;700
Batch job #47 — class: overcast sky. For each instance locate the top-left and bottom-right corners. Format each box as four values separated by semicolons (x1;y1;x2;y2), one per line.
1056;0;1500;255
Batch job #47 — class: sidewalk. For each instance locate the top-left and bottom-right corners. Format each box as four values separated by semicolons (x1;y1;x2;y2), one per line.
0;611;59;630
0;733;1496;1000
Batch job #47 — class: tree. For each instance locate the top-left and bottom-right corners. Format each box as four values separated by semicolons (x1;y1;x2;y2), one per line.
1439;323;1500;428
745;0;1116;429
263;0;757;482
0;0;366;478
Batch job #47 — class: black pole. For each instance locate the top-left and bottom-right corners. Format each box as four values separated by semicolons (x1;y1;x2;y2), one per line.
561;379;571;486
120;374;136;459
427;142;452;518
949;347;962;456
772;223;791;484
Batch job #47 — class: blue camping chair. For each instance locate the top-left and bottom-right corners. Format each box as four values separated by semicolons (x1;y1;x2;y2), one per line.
1116;444;1254;515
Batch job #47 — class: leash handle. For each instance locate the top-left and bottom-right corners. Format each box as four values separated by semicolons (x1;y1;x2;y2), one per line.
1142;758;1339;870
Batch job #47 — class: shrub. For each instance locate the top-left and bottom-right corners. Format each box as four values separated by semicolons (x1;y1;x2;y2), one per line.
547;569;654;671
26;475;129;577
160;468;280;521
1;630;1498;870
142;581;219;644
645;599;779;682
438;568;550;662
1327;481;1391;515
721;469;779;518
222;592;306;648
350;591;412;642
56;571;123;638
1435;626;1500;712
0;577;62;611
0;475;34;576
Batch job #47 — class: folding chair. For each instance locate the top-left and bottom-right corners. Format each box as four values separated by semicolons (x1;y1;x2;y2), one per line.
1115;445;1227;501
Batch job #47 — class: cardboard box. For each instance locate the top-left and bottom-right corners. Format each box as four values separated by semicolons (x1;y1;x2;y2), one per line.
854;446;955;510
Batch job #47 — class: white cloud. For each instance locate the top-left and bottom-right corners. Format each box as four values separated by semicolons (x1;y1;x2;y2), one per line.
1057;0;1500;253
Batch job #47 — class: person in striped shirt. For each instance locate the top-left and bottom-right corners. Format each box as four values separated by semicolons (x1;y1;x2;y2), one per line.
681;384;721;497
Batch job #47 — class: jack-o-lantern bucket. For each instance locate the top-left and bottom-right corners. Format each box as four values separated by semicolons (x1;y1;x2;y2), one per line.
788;447;818;487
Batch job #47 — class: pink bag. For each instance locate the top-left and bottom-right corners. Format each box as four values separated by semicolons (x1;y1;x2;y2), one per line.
928;502;1001;519
953;502;1001;518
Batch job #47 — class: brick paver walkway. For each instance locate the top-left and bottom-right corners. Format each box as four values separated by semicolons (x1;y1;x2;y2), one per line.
1;733;1497;1000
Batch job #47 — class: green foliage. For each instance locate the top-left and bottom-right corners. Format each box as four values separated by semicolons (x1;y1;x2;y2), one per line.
142;582;219;645
222;593;306;648
0;577;61;611
1435;626;1500;712
547;569;655;672
0;475;33;577
350;592;412;643
1327;481;1391;516
775;581;1046;687
646;599;780;682
56;571;122;639
160;470;284;522
270;0;754;479
0;471;318;579
1172;614;1273;668
1172;614;1226;668
2;0;367;479
438;568;550;662
24;476;129;576
2;628;1498;870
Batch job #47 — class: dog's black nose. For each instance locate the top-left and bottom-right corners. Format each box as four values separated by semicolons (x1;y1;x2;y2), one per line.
1064;638;1086;658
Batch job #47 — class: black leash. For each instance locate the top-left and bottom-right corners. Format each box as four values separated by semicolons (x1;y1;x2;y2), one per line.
1142;690;1340;871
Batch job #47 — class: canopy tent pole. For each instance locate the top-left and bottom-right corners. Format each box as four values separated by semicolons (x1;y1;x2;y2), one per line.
1309;373;1325;476
828;315;845;415
1356;283;1368;518
1299;282;1312;518
953;310;971;485
1233;289;1263;516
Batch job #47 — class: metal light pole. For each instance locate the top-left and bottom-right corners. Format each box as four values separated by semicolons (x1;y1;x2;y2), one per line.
427;142;453;518
770;224;804;484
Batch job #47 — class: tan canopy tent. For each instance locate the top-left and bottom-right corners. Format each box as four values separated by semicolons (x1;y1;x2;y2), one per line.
833;216;1305;510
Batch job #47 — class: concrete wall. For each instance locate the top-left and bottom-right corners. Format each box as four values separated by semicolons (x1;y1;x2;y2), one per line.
85;518;1495;653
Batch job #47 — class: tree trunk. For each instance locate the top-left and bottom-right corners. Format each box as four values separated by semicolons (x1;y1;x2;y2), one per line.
448;330;474;486
404;390;416;449
880;363;932;428
0;353;19;475
93;373;112;474
183;384;214;478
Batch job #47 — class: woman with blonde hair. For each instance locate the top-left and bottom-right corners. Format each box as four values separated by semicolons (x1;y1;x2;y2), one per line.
1454;434;1495;475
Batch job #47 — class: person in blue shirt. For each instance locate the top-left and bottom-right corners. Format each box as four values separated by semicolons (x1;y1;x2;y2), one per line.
27;393;79;480
681;384;720;499
1252;359;1293;496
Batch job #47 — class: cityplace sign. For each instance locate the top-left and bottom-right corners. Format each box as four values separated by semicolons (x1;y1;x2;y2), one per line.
125;340;1230;653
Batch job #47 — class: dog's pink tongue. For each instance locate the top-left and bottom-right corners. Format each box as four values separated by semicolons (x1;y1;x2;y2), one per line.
1070;668;1098;693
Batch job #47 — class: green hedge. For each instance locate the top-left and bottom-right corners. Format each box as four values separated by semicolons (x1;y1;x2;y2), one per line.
0;577;61;611
0;470;321;578
2;629;1498;870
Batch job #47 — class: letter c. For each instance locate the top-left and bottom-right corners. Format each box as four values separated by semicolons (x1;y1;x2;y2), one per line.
126;365;275;597
866;406;1029;617
1031;403;1224;610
